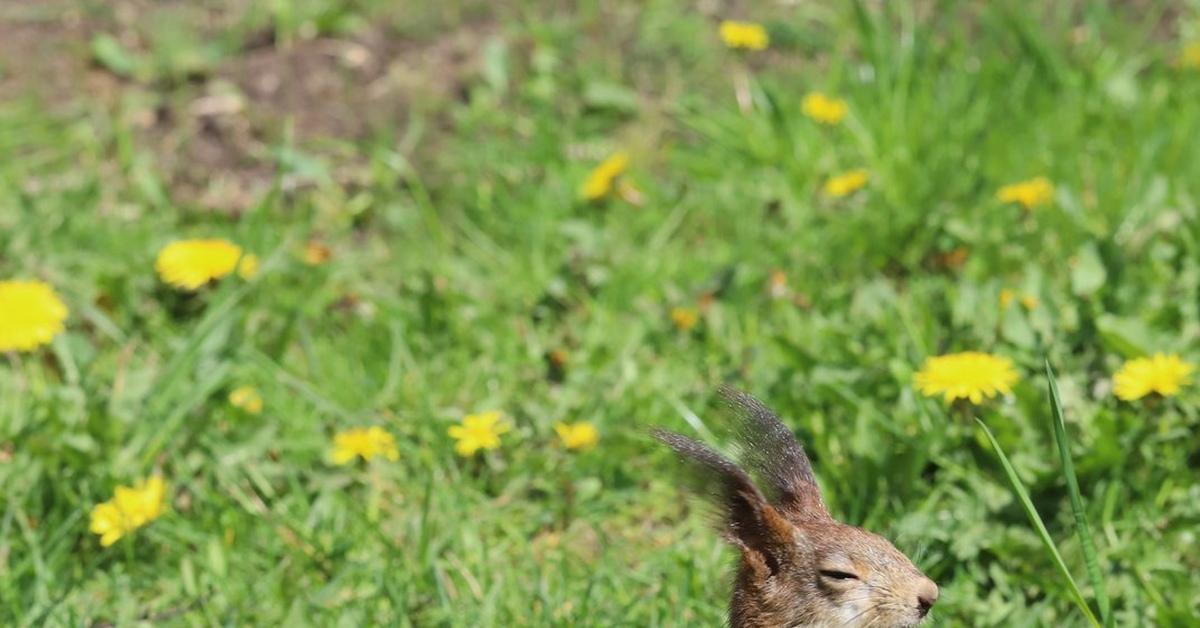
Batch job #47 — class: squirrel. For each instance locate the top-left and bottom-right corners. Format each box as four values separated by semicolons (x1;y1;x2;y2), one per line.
653;387;938;628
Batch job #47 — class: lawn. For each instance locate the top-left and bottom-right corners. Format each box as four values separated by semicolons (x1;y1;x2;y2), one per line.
2;1;1199;626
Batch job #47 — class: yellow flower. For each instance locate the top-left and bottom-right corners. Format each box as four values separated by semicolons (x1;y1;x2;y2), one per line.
822;169;869;198
155;239;260;290
719;21;769;51
801;93;848;125
331;426;400;465
580;152;630;201
88;502;127;548
914;352;1020;404
0;280;68;352
999;289;1038;310
555;421;599;451
303;240;333;266
670;307;699;332
997;177;1054;210
1113;353;1195;401
448;411;510;457
89;477;169;547
1178;41;1200;69
229;386;263;414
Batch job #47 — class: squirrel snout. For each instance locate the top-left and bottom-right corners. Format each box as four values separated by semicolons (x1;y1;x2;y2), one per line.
915;578;939;617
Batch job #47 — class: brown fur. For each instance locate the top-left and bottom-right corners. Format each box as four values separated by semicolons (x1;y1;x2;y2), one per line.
653;388;938;628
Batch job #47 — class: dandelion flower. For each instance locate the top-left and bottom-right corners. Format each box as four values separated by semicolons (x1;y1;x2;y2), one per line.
331;426;400;465
914;351;1019;404
670;307;699;332
0;280;68;352
1178;42;1200;69
1113;353;1195;401
580;152;630;201
719;21;769;51
229;386;263;414
999;289;1038;310
155;239;259;290
555;421;599;451
88;502;127;548
448;411;510;457
822;169;869;198
303;240;333;266
89;477;169;547
997;177;1054;210
801;93;848;125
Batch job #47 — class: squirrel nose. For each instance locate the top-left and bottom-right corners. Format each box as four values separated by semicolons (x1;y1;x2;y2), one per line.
915;578;939;616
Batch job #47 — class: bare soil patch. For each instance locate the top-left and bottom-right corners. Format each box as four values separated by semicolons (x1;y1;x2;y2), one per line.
2;1;490;212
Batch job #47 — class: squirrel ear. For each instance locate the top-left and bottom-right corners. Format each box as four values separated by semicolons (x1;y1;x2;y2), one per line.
653;428;801;576
724;482;802;577
718;387;830;519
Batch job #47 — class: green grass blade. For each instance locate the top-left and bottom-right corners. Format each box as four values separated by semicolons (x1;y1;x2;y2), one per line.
1045;362;1112;627
975;418;1102;628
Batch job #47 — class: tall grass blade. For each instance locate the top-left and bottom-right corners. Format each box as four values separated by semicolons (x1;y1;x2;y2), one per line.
975;418;1102;628
1045;362;1112;627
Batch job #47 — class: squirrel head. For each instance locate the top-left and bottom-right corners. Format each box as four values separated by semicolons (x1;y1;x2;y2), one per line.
655;388;937;628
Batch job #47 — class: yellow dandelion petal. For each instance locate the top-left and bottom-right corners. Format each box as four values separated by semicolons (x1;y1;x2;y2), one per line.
1178;41;1200;69
133;477;168;523
913;352;1020;405
113;477;168;528
801;93;848;125
448;411;509;457
1113;353;1195;401
331;426;400;465
229;386;263;414
91;477;168;546
555;421;599;451
719;21;769;51
580;152;630;201
670;307;699;332
822;169;869;198
1000;290;1039;310
155;239;259;291
89;501;129;547
0;280;69;353
997;177;1054;210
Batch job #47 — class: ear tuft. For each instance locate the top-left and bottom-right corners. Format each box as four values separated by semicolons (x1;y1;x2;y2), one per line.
717;387;829;519
652;427;800;575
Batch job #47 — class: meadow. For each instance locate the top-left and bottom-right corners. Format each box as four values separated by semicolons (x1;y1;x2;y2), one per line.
2;1;1199;626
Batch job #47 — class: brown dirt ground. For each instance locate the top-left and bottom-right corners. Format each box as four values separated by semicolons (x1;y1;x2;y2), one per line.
1;0;490;212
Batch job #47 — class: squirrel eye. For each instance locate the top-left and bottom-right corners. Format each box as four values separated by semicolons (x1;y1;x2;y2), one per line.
819;569;860;581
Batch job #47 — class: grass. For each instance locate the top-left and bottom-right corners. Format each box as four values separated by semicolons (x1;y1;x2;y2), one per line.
2;0;1200;626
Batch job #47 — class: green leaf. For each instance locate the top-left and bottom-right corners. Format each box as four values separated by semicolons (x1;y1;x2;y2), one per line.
1000;305;1037;349
90;34;142;79
481;36;510;95
1046;363;1112;627
1070;243;1107;297
1096;314;1154;358
582;80;640;114
975;418;1102;628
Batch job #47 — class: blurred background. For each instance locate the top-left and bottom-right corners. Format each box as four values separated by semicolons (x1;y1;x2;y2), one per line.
2;1;1199;626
